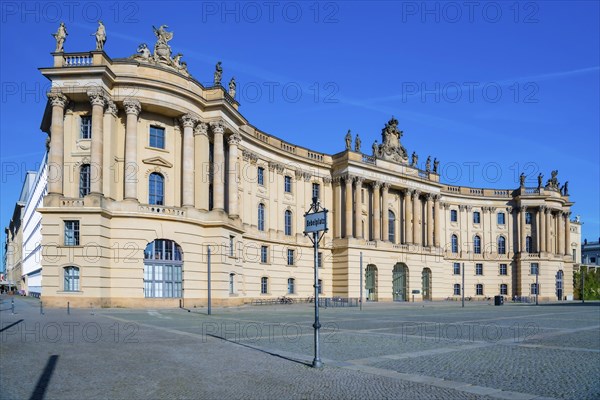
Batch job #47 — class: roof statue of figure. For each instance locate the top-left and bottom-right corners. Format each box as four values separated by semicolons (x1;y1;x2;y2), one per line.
93;21;106;51
345;130;352;150
52;22;68;52
229;77;236;98
372;140;379;157
214;61;223;86
375;116;408;163
433;158;439;173
152;25;174;62
411;151;418;167
519;172;526;187
537;173;543;189
425;156;431;172
545;170;560;190
129;26;189;77
354;134;361;153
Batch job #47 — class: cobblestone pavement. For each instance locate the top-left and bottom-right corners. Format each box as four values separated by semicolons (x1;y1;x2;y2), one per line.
1;296;598;399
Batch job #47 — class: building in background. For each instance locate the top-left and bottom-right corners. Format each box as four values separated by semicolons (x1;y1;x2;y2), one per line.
21;153;48;296
582;239;600;266
34;25;581;307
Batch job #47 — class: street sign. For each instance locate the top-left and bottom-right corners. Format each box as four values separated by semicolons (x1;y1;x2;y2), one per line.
304;210;328;233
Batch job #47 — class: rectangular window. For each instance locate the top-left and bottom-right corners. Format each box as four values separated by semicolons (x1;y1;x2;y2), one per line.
497;212;505;225
530;263;539;275
450;209;457;222
473;211;481;224
143;264;182;298
287;249;295;266
476;284;483;296
499;263;507;276
525;212;532;224
531;283;538;295
260;245;268;263
257;167;264;186
453;262;460;275
64;221;80;246
261;277;268;294
149;126;165;149
229;274;235;294
318;252;323;268
284;176;292;193
80;116;92;139
312;183;320;201
318;279;323;295
229;236;234;257
500;284;508;295
287;278;295;294
475;263;483;275
453;284;461;296
572;249;576;262
64;267;80;291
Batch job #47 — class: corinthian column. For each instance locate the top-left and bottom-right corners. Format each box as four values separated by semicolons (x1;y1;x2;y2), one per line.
558;211;565;255
564;212;571;255
372;182;381;241
88;91;106;195
433;195;441;247
520;207;527;252
211;121;225;211
227;132;241;217
334;178;342;238
381;183;389;241
194;122;209;211
345;176;353;238
539;206;546;253
354;177;364;238
180;114;197;207
123;99;141;201
405;189;413;244
545;208;552;253
426;194;433;247
47;91;68;196
413;190;421;245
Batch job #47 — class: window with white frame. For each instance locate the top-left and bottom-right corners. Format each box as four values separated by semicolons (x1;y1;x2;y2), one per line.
64;266;80;291
530;263;539;275
143;239;183;298
525;211;532;224
530;283;538;295
229;236;234;257
64;220;80;246
284;175;292;193
318;279;323;294
261;277;268;294
287;278;295;294
149;173;165;205
453;283;461;295
499;263;508;275
80;116;92;139
476;284;484;296
526;236;533;253
451;234;458;253
287;249;295;266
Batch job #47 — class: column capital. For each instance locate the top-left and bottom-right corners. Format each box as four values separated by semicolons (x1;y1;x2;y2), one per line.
413;189;421;197
425;193;433;201
322;177;332;186
344;174;355;184
539;205;547;212
433;194;441;202
242;149;258;164
506;206;513;214
354;176;364;185
227;132;241;146
381;182;391;191
210;120;225;135
47;91;68;108
194;122;208;136
370;181;381;189
332;176;342;186
123;98;141;116
180;113;198;128
105;100;118;116
88;90;107;107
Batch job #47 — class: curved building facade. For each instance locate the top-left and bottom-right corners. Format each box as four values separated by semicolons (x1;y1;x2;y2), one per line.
38;27;581;307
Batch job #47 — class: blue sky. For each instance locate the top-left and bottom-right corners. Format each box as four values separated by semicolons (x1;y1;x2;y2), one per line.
1;1;599;269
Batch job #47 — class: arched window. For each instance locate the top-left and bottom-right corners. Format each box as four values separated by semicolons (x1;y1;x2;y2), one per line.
261;277;268;294
388;210;396;243
451;234;458;253
287;278;295;294
149;173;164;205
144;239;183;298
453;283;461;296
498;236;506;254
284;210;293;236
258;203;265;231
526;236;533;253
64;266;80;291
79;164;90;197
229;273;235;295
474;235;481;254
476;283;484;296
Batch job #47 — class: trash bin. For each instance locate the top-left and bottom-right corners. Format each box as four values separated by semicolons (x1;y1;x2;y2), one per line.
494;295;504;306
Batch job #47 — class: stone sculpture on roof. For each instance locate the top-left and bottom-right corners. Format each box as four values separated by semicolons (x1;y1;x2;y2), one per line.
372;116;408;163
130;25;189;77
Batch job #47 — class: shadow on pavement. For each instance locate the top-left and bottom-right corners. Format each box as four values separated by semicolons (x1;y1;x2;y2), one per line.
29;355;59;400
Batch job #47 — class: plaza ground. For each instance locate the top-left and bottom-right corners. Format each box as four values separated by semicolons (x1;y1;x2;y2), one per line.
1;296;599;400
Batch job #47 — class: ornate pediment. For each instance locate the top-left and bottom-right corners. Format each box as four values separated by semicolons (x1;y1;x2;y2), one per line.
142;157;173;168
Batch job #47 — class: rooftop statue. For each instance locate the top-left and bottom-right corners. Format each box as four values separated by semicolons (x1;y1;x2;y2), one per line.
129;26;190;77
214;61;223;86
519;172;525;187
425;156;431;172
411;151;418;167
537;173;543;189
229;77;236;98
372;140;378;156
433;158;439;173
354;134;361;152
345;130;352;150
373;116;408;163
93;21;106;51
52;22;68;52
545;170;560;190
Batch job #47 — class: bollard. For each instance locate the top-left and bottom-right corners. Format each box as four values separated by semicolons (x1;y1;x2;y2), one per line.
11;298;15;314
90;303;94;315
40;301;44;315
67;302;70;315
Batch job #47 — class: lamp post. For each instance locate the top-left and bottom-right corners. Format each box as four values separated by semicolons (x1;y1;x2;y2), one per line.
304;196;328;369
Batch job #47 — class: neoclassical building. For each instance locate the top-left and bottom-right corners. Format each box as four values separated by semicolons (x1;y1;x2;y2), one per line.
36;25;581;307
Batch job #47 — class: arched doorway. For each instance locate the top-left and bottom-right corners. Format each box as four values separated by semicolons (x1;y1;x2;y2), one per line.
556;270;563;301
144;239;183;298
365;265;378;301
392;263;408;301
422;268;432;301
